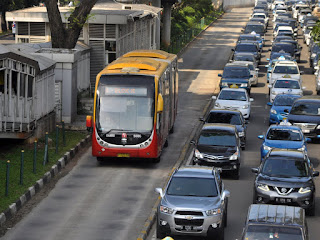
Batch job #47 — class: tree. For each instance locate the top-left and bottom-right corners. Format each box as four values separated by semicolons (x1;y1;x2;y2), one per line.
44;0;97;48
1;0;41;32
311;21;320;43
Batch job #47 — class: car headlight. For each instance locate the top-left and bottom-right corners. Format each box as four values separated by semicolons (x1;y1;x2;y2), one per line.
238;131;245;137
298;187;312;194
311;53;316;58
270;109;277;114
271;91;276;95
240;83;248;87
297;146;305;151
160;205;174;214
242;104;249;109
206;208;221;216
229;150;239;160
194;149;204;159
263;145;272;151
214;102;221;108
316;125;320;129
257;184;270;192
221;82;228;86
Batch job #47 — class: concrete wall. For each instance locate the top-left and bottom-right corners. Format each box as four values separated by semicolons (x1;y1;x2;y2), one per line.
223;0;255;10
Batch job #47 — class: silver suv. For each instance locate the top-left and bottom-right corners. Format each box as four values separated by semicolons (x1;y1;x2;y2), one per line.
155;166;230;239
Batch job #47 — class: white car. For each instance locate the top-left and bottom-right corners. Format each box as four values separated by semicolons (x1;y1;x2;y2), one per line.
268;78;305;102
213;88;254;119
251;13;269;25
274;26;295;38
270;60;303;85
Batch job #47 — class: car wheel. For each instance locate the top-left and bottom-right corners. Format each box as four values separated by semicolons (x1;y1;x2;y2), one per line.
169;125;174;134
232;168;240;180
241;145;246;150
156;222;167;239
252;192;257;204
153;156;161;163
306;199;315;216
207;227;224;240
223;199;228;227
164;139;168;148
317;90;320;95
97;157;104;162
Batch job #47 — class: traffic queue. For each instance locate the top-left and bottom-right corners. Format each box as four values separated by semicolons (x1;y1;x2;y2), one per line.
155;0;320;239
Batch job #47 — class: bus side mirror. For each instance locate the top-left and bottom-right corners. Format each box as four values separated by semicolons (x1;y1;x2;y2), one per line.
86;115;93;132
157;93;164;113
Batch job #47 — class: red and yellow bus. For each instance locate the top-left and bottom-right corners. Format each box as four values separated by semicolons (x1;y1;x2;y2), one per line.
86;50;178;162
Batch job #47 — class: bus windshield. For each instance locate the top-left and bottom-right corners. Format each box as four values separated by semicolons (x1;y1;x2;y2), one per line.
96;75;155;133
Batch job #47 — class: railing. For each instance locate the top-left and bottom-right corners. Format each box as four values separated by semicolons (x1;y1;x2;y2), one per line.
162;11;223;54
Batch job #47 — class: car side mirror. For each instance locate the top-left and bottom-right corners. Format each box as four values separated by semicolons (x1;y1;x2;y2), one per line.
218;73;222;77
190;140;196;145
199;117;205;122
250;98;254;102
256;68;259;71
265;65;269;68
155;188;164;198
266;58;270;61
212;95;217;100
302;86;306;90
305;137;312;142
251;167;259;174
300;71;304;74
294;33;297;36
231;49;235;51
268;84;272;88
313;171;319;177
258;135;264;139
267;102;272;106
222;190;230;199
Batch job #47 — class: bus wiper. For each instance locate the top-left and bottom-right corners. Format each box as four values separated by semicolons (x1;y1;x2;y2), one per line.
105;129;132;134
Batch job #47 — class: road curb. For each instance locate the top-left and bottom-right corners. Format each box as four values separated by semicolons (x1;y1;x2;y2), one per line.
0;134;92;227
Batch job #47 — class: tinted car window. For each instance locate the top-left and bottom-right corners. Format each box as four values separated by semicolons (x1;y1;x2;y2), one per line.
261;158;308;177
198;130;237;146
273;66;299;74
236;44;258;52
266;129;302;141
234;54;255;62
206;113;242;125
223;67;250;78
167;177;218;197
245;25;265;33
218;90;247;101
274;80;300;89
291;101;320;115
244;225;303;240
272;45;295;55
274;95;300;106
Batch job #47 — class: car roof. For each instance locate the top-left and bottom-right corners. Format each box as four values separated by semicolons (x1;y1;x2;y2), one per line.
201;123;237;132
233;61;254;66
225;62;250;67
247;204;305;227
274;78;300;82
219;87;247;92
274;60;297;65
236;42;258;46
234;52;255;56
174;166;216;178
296;95;320;101
274;93;301;98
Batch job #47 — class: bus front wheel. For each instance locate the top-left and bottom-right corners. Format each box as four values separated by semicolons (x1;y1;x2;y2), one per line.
152;156;161;163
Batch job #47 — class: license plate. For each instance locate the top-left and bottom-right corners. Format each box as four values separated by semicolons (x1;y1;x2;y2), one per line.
282;117;287;121
184;226;193;231
117;153;130;158
230;84;239;88
276;198;292;203
302;129;310;133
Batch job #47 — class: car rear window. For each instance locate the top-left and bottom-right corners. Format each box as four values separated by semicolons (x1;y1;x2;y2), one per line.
206;113;242;125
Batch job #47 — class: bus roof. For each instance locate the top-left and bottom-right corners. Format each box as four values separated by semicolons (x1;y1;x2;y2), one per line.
107;58;160;71
123;49;174;60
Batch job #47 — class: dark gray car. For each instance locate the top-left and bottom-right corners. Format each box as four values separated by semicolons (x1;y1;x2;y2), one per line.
155;166;230;239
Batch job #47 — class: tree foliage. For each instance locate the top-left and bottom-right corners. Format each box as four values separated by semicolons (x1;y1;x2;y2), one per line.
1;0;41;31
311;21;320;42
171;0;214;36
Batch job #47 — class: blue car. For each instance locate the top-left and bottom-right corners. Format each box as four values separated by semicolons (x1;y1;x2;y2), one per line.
267;94;301;125
258;124;311;161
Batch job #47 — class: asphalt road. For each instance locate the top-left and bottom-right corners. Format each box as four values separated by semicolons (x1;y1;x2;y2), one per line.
147;8;320;240
0;8;253;240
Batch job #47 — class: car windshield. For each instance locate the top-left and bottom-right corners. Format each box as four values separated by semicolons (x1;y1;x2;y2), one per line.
273;66;299;74
234;54;255;62
270;53;292;60
198;130;237;147
274;80;300;89
167;176;218;197
223;67;250;78
236;44;257;52
266;129;302;141
218;90;247;101
274;95;300;106
290;101;320;115
271;44;294;55
239;35;256;41
261;158;308;177
245;25;265;33
206;112;242;125
244;225;303;240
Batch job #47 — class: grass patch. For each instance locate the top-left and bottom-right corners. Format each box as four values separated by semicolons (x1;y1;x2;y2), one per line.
0;130;88;213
